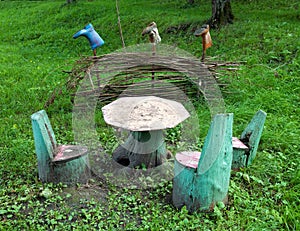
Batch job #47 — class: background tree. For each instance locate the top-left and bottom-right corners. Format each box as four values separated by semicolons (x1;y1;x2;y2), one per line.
210;0;234;28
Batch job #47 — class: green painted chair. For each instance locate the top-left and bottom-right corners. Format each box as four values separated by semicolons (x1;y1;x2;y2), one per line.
31;110;90;184
232;110;267;170
172;113;233;212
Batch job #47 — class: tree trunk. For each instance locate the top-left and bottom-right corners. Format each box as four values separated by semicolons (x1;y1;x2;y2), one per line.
210;0;234;28
112;130;167;169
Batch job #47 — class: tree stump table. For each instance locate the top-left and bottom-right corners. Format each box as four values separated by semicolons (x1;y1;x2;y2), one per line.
101;96;190;168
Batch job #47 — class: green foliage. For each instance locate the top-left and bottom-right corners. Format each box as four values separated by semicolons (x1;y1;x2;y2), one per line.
0;0;299;230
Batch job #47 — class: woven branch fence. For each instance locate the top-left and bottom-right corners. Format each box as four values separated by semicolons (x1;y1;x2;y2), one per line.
46;44;241;115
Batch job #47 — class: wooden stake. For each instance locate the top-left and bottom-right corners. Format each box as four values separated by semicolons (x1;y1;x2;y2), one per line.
116;0;125;48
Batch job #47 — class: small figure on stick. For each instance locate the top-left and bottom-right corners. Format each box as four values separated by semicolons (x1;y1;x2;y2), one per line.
194;24;212;62
142;21;161;84
142;22;161;44
73;23;105;56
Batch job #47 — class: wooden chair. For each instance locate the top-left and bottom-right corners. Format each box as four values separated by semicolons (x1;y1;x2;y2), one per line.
232;110;267;170
172;113;233;212
31;110;90;184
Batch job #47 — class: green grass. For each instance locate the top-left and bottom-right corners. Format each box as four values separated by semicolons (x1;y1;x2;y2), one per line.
0;0;299;230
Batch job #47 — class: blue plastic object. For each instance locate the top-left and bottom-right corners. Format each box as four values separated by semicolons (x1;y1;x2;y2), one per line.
73;23;104;50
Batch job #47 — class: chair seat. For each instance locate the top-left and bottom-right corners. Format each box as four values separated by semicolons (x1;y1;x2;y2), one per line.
232;137;248;150
175;151;201;169
52;145;88;163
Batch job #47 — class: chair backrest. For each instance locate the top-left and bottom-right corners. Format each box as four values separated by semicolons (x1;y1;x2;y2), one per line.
31;110;57;181
193;113;233;210
197;113;233;174
240;110;267;166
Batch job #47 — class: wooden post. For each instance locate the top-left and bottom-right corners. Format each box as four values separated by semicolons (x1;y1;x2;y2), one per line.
232;110;267;169
31;110;90;184
172;113;233;212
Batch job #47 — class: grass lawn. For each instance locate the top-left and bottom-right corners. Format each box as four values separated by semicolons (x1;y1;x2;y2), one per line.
0;0;299;230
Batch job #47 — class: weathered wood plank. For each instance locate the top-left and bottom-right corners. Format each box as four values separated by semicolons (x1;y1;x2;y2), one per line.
175;151;201;169
53;145;88;163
